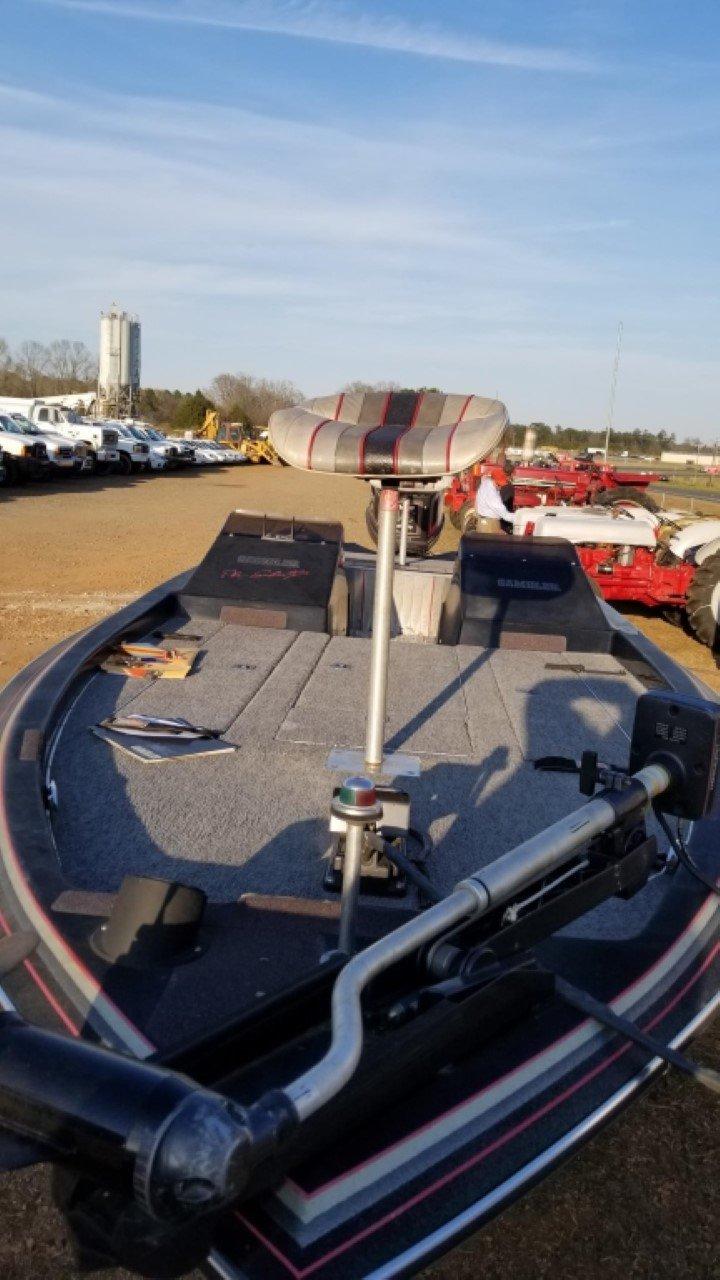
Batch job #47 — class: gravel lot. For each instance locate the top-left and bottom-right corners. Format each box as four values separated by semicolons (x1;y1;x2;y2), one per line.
0;465;719;1280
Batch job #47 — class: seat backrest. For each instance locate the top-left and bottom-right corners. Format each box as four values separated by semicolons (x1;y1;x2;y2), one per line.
269;390;508;478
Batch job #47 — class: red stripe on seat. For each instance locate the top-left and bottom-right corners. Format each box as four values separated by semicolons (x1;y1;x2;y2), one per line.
444;394;473;473
334;392;345;420
358;390;392;473
391;391;424;471
306;418;331;470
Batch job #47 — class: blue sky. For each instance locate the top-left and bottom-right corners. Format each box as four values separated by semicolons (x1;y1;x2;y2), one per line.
1;1;718;436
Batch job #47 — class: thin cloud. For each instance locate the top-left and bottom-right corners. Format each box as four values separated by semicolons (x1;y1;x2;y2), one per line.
32;0;596;72
0;82;57;107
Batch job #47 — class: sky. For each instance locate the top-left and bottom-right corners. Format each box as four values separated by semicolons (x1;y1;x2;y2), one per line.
0;1;718;437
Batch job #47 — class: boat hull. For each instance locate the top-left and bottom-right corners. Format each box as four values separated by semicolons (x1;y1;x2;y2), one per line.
0;568;719;1279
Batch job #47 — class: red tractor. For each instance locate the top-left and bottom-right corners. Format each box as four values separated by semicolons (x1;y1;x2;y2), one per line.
511;505;720;647
446;455;663;531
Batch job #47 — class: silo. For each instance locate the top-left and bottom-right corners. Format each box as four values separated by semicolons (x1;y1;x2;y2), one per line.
521;426;537;462
98;306;141;416
128;319;141;391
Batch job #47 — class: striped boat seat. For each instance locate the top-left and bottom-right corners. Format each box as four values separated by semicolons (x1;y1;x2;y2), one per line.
268;390;508;478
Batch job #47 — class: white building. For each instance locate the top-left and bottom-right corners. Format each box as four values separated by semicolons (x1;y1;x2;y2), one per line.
660;449;720;466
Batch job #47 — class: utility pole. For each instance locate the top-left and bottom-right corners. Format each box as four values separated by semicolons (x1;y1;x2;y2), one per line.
604;321;623;461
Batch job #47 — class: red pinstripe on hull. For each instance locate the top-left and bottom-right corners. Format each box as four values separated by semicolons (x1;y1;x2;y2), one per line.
235;939;720;1278
0;905;80;1037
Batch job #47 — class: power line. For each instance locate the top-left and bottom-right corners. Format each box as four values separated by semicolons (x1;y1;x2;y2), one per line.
603;321;623;460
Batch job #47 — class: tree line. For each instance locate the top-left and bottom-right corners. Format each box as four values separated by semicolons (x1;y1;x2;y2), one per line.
0;342;712;452
0;337;96;397
511;421;712;456
135;374;304;434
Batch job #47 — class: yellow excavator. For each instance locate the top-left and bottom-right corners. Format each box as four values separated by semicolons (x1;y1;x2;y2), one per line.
200;410;281;465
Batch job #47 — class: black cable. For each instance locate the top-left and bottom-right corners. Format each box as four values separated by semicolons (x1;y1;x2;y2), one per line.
653;803;720;896
407;826;433;863
555;976;720;1095
383;834;442;904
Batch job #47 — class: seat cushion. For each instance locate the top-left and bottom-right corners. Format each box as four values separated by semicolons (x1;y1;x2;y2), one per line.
269;390;508;477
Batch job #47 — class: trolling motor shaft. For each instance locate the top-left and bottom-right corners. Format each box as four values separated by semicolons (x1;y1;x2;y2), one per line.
0;767;668;1220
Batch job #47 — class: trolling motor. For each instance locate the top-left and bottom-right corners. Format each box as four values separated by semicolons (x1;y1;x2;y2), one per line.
0;690;717;1274
281;690;720;1120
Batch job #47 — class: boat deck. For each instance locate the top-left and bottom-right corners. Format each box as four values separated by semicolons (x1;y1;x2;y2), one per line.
52;617;642;903
44;617;677;1053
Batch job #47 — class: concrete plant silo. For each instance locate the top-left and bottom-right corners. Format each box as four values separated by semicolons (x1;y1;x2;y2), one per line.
97;306;141;417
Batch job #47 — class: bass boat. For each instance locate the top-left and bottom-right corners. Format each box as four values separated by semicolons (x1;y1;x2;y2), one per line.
0;389;719;1278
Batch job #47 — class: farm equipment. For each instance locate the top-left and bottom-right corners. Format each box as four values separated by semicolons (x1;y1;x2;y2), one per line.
236;428;282;465
512;504;720;646
200;410;281;464
446;456;663;530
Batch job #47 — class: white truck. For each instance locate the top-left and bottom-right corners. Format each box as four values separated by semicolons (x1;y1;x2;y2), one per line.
99;421;152;474
4;412;88;475
121;421;195;469
0;415;50;483
0;399;119;474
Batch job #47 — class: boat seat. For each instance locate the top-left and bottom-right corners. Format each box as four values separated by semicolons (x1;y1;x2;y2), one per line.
269;390;508;478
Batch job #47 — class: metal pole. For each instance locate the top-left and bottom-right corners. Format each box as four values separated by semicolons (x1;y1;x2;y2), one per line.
332;779;383;956
338;824;364;955
459;763;667;907
365;487;399;769
398;496;411;567
604;321;623;461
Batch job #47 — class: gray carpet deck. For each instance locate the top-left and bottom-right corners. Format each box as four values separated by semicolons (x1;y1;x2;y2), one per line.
51;624;648;919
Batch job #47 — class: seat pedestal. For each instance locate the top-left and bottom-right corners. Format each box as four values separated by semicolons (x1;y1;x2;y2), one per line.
325;486;421;781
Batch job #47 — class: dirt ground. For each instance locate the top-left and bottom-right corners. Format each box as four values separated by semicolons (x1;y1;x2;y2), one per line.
0;464;719;1280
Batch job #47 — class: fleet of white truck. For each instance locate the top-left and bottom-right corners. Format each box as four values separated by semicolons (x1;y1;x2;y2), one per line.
0;396;245;485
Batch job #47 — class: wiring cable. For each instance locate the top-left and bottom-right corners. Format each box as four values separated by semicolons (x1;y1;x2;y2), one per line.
653;802;720;897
